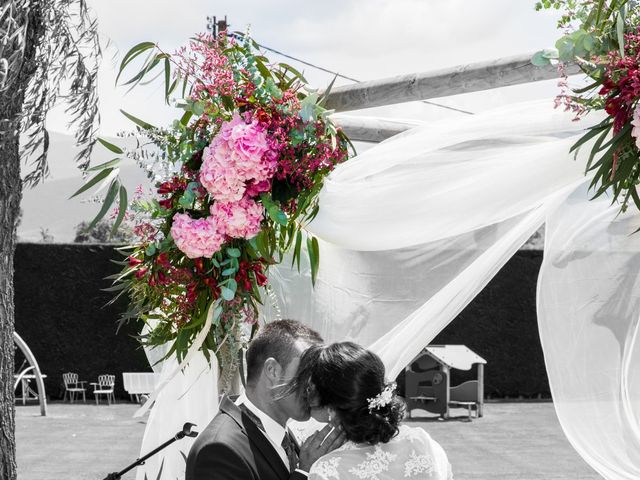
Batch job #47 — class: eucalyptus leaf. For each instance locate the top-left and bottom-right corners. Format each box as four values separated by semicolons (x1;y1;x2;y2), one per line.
121;109;156;130
70;168;114;198
221;286;235;301
87;181;120;231
111;185;128;235
97;137;124;154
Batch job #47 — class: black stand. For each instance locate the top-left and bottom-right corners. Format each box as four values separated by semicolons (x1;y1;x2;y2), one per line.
102;422;198;480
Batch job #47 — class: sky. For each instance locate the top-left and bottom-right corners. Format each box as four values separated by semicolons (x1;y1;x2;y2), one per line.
46;0;566;136
22;0;568;242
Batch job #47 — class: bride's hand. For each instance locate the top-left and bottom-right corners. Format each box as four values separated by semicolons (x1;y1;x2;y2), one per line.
298;423;346;471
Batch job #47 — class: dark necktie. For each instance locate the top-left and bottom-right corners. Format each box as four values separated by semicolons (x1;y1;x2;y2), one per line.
281;430;299;472
240;404;298;471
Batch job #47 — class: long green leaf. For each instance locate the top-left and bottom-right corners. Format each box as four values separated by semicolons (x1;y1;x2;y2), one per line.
594;0;606;27
616;9;626;57
69;168;113;198
116;41;157;85
307;235;320;286
97;137;124;154
120;109;156;130
111;185;128;235
319;74;338;107
87;180;120;231
570;122;611;153
292;230;303;271
164;58;171;103
87;158;121;172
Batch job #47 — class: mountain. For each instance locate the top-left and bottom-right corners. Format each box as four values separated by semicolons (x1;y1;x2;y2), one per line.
18;131;151;243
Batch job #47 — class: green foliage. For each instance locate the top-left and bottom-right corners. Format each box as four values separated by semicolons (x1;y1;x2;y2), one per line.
535;0;640;220
77;31;352;376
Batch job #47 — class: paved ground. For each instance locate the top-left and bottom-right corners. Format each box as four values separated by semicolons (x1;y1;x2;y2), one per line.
16;401;601;480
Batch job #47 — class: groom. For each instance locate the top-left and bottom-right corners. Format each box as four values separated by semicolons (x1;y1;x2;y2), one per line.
186;319;345;479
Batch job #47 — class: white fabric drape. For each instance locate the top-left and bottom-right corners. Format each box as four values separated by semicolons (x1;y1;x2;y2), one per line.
135;349;218;480
135;100;640;480
538;183;640;480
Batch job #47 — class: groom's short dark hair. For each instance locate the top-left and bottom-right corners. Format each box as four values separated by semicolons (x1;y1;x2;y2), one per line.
246;319;323;386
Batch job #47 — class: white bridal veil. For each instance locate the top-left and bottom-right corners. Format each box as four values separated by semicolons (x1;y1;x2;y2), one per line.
136;100;639;480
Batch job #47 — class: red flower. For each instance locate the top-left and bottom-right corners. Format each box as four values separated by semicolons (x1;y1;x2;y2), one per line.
255;272;268;286
128;256;143;267
256;109;271;124
157;181;173;195
135;267;148;279
194;258;205;273
159;198;173;210
157;271;168;284
156;252;171;269
605;97;622;117
599;78;617;96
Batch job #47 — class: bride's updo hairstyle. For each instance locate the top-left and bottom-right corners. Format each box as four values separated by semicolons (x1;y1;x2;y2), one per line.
296;341;405;445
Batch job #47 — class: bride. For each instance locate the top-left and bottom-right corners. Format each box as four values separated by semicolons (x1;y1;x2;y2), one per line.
288;342;453;480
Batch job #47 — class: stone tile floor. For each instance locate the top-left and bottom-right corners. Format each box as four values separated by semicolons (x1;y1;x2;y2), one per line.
16;401;601;480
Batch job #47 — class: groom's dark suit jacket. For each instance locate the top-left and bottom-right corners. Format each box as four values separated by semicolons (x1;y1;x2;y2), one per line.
185;395;307;480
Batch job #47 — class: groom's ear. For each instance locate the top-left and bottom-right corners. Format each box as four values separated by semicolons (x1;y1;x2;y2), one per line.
263;357;283;385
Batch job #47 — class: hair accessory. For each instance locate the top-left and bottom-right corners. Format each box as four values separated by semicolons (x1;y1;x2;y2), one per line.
367;382;396;413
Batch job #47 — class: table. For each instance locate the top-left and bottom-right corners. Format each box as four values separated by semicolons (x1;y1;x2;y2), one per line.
14;374;47;405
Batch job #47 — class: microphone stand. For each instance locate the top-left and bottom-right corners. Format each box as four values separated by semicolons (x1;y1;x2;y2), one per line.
102;422;199;480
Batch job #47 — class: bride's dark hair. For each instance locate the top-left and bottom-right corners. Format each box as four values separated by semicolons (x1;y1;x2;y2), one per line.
294;341;405;445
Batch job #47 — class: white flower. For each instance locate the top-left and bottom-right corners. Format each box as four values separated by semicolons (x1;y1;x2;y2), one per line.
367;382;396;412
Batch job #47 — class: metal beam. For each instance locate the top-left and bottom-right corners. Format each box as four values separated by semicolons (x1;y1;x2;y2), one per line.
324;54;580;112
331;115;424;142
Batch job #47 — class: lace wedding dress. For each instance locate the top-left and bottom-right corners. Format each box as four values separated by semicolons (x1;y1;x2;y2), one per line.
309;426;452;480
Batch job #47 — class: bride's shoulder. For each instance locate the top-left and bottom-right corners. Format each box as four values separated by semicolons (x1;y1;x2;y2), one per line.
396;424;432;443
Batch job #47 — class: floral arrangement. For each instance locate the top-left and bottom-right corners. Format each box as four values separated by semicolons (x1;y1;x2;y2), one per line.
534;0;640;219
76;32;352;388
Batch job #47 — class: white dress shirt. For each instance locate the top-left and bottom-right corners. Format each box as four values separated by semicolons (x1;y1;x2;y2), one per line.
235;393;291;470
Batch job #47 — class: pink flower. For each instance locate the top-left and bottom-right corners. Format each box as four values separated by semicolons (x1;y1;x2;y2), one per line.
210;197;264;239
199;113;277;201
199;160;246;203
245;179;271;197
632;104;640;149
171;213;224;259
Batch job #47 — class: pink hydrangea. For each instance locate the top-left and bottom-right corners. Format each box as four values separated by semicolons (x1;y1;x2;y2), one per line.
171;213;224;259
210;197;264;239
199;113;277;201
199;160;246;203
632;104;640;149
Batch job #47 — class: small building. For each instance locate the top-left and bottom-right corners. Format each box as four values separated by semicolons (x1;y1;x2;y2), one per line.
404;345;486;420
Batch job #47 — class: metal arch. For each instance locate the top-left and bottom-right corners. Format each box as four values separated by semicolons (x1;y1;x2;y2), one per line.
13;332;47;416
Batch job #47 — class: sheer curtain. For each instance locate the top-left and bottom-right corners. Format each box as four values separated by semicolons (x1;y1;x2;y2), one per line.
538;183;640;479
136;100;639;480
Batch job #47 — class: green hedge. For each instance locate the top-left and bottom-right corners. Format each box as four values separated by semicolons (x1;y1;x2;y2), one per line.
14;244;548;400
432;250;549;398
14;243;150;400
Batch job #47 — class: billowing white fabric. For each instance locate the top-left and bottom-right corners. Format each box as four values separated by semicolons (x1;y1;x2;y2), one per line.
135;350;218;480
135;100;632;480
538;183;640;480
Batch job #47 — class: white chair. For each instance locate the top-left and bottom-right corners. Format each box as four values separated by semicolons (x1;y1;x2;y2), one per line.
62;372;86;403
92;374;115;405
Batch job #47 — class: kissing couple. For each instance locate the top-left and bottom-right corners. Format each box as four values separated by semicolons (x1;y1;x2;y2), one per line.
186;319;452;479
